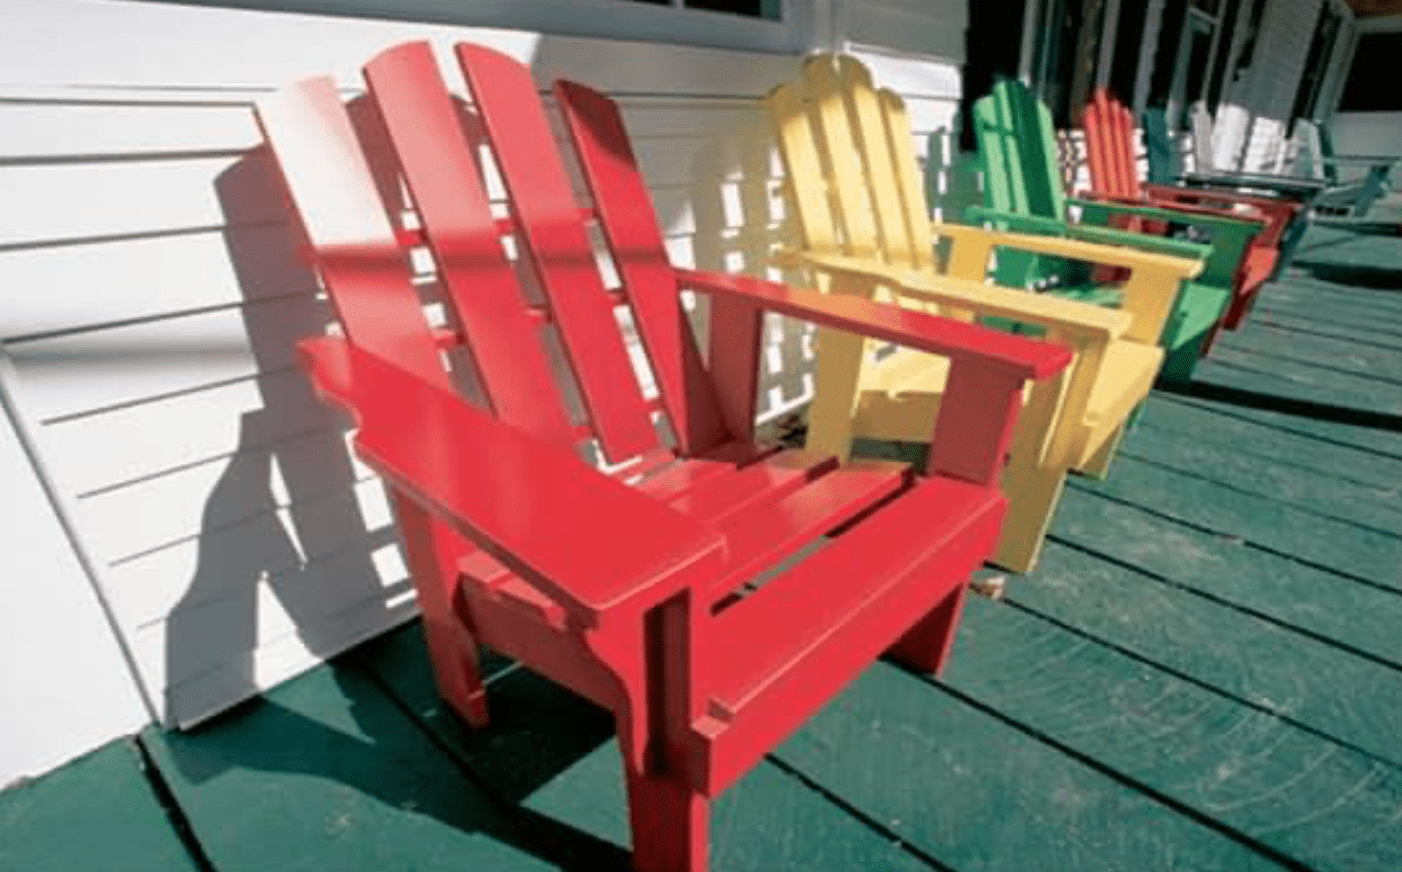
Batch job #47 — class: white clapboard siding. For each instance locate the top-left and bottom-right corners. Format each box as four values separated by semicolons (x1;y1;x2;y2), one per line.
841;0;968;64
1;0;967;731
1215;0;1324;171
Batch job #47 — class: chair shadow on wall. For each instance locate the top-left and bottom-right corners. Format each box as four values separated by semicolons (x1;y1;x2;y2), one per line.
159;80;806;867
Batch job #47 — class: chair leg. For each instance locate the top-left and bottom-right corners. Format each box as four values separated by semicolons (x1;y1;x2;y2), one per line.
990;461;1068;573
887;582;970;675
625;766;709;872
391;491;490;728
1072;422;1124;480
420;616;490;728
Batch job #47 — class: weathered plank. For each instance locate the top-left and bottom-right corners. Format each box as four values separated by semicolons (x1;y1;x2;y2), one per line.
1050;485;1402;669
142;662;578;872
940;597;1402;872
1010;541;1402;771
1070;453;1402;584
773;657;1294;871
0;739;198;872
1115;421;1402;535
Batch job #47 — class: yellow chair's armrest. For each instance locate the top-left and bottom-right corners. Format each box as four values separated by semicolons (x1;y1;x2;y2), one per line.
929;221;1204;282
776;248;1132;342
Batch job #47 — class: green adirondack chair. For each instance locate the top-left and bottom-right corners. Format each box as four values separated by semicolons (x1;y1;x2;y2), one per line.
966;80;1265;383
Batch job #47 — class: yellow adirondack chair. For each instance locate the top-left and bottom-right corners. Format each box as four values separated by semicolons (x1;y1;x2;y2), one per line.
766;54;1203;572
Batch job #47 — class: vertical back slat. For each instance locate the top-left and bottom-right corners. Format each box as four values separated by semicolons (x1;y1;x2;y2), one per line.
767;78;843;256
552;79;732;455
360;41;576;447
1114;99;1142;198
454;43;659;464
875;88;937;274
807;58;881;261
834;57;924;270
254;78;448;387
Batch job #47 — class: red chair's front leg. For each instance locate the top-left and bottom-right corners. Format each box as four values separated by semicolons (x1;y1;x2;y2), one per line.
392;491;490;727
887;580;971;675
624;766;709;872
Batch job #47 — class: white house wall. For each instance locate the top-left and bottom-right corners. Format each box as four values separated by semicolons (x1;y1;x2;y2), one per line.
1214;0;1325;171
0;366;150;786
0;0;968;747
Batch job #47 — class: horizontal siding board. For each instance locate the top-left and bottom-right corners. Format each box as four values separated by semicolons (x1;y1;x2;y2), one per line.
105;477;395;631
0;226;310;343
8;294;328;423
37;372;332;497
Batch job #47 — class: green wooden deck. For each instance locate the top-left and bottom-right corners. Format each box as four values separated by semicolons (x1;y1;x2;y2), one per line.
4;224;1401;871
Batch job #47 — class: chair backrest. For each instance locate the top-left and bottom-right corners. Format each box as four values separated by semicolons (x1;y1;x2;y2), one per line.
1141;107;1182;184
1083;89;1142;200
255;41;733;467
971;79;1068;287
972;79;1068;225
765;54;937;279
1189;103;1216;171
1290;119;1331;182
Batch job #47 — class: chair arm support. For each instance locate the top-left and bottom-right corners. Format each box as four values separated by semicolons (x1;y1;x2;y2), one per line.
676;267;1073;381
298;337;726;628
964;205;1210;259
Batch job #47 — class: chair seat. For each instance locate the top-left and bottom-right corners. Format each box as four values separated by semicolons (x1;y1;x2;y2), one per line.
456;443;917;629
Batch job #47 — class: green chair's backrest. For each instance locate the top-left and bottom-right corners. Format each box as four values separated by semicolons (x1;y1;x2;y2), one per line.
1141;107;1181;184
972;79;1067;224
971;79;1068;287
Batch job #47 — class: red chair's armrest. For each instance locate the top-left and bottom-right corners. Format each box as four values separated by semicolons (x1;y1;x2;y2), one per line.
298;336;726;627
675;268;1071;382
1144;183;1300;225
678;266;1073;486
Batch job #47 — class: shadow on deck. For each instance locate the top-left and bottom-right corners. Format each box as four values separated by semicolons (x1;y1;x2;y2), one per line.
5;224;1402;872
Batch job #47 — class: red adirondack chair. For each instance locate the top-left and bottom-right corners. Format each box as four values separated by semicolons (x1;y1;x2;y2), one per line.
255;41;1071;872
1081;89;1301;350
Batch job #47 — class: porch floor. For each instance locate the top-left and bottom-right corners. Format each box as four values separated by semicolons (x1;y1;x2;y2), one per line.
5;223;1402;872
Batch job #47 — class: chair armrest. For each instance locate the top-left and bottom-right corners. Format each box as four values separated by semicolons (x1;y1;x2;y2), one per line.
775;248;1132;342
1081;188;1264;221
1142;183;1301;219
1181;170;1326;198
1067;196;1266;234
675;267;1072;381
964;205;1210;259
298;337;726;628
1316;154;1400;166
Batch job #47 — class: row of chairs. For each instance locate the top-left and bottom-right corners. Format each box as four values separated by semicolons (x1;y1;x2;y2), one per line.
252;43;1319;872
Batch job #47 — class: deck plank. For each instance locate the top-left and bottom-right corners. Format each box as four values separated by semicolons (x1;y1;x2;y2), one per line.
141;663;578;872
1009;539;1402;771
0;740;198;872
771;657;1295;872
939;597;1402;872
347;625;937;872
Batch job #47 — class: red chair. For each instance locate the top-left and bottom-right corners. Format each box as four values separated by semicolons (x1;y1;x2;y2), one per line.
1081;89;1301;351
255;40;1071;872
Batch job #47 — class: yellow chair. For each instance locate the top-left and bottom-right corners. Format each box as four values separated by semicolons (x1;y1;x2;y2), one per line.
766;54;1202;572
